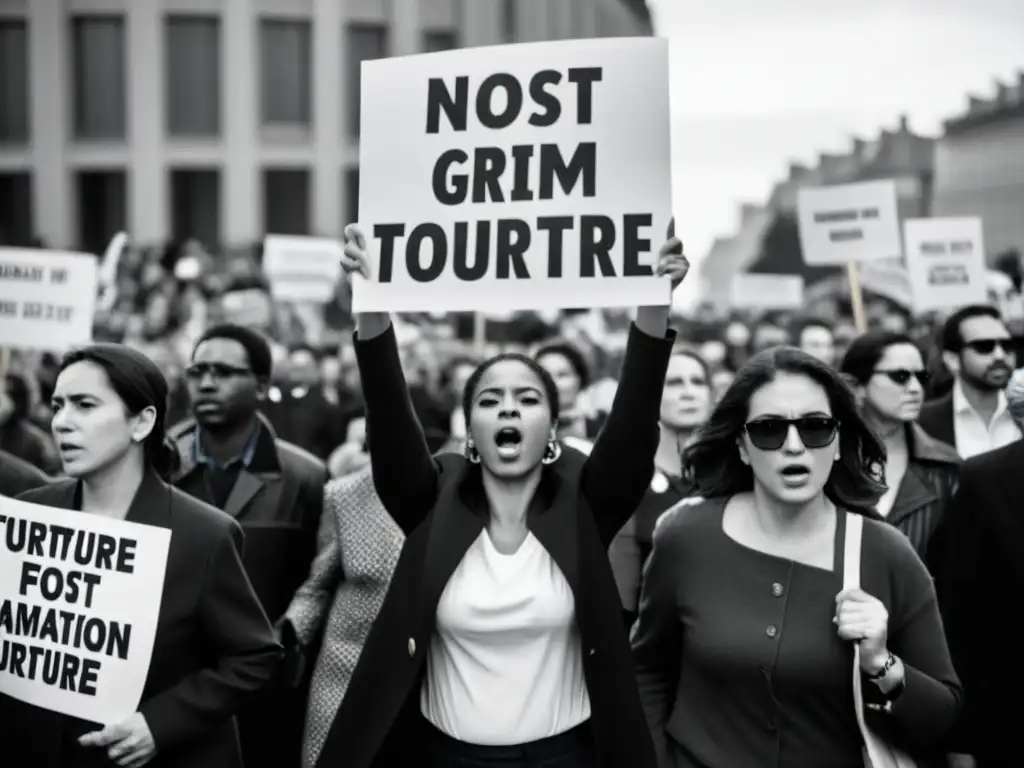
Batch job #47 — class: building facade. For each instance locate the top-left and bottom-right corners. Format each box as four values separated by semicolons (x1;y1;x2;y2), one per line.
0;0;651;255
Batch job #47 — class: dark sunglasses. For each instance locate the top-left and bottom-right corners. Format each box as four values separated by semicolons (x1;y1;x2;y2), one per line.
964;338;1011;355
874;369;930;386
744;416;840;451
185;363;253;381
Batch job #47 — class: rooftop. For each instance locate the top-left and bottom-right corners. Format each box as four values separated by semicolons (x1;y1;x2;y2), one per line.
944;70;1024;135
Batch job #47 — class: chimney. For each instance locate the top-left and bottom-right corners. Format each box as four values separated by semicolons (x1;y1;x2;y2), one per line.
897;114;910;132
851;136;866;156
968;94;987;114
787;162;808;180
996;79;1009;105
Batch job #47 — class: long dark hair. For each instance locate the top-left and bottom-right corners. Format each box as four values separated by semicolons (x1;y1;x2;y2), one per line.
59;344;180;479
839;331;919;386
683;346;886;515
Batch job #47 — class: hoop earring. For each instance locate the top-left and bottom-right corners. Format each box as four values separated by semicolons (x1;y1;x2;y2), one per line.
542;439;562;465
466;441;481;464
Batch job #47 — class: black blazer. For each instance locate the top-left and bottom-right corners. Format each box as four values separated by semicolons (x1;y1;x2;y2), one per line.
314;322;673;768
936;440;1024;764
3;470;283;768
918;392;955;448
0;448;52;497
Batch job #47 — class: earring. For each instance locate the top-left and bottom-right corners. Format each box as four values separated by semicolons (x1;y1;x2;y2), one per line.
466;441;481;464
542;439;562;465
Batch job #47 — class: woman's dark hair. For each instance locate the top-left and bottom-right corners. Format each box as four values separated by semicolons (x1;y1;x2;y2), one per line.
839;331;919;386
534;341;591;391
683;346;886;515
669;345;711;382
3;372;31;420
59;344;179;479
462;354;561;429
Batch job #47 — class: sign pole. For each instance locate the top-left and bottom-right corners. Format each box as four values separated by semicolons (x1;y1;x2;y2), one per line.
473;312;487;358
847;260;868;334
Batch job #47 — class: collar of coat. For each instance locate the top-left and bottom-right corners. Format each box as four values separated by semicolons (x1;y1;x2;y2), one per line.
169;412;282;483
906;422;960;466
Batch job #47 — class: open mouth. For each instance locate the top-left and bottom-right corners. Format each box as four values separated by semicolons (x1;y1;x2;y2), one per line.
494;427;523;460
780;465;811;484
59;442;83;456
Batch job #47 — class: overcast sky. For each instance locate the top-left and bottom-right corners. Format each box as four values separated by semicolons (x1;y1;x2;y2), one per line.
647;0;1024;303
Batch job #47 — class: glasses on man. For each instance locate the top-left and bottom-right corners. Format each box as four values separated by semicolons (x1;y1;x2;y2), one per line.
874;369;930;387
743;416;840;451
185;363;253;382
963;338;1011;355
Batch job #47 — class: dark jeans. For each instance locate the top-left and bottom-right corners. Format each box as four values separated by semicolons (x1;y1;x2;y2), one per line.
423;718;596;768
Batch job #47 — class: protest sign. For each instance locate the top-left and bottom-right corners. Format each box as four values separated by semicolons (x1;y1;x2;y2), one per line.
903;217;987;312
262;236;344;303
353;38;672;313
0;249;98;350
0;497;170;724
796;180;902;266
730;274;805;310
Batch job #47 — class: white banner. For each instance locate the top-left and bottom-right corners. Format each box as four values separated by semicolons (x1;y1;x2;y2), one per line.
0;498;170;725
796;180;902;266
262;236;344;303
0;249;98;350
730;274;805;310
353;38;673;313
903;217;988;311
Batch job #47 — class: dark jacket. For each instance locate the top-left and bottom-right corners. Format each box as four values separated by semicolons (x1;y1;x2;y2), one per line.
0;418;61;475
0;448;51;497
3;471;282;768
315;322;673;768
936;440;1024;765
918;392;955;447
886;423;960;573
170;415;328;768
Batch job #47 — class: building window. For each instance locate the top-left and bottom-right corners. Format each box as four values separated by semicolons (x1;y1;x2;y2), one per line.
263;169;310;235
72;16;127;140
171;169;220;248
0;21;29;144
0;173;32;246
346;24;388;140
502;0;517;43
77;171;127;256
423;29;458;53
344;167;360;225
166;16;220;137
260;19;312;127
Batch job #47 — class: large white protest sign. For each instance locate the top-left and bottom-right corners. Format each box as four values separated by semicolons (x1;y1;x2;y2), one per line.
0;249;98;350
262;236;344;303
903;217;987;311
731;274;805;310
796;181;902;266
0;497;170;724
353;38;673;313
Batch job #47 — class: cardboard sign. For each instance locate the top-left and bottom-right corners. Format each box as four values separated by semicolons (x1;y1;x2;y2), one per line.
262;236;344;303
903;217;987;311
0;249;98;350
0;497;170;724
730;274;804;310
796;180;902;266
353;38;673;313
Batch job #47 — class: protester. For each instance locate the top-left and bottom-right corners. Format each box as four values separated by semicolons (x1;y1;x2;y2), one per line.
608;346;711;628
3;343;281;768
2;371;61;474
0;446;51;496
919;305;1020;457
536;340;606;440
169;323;328;768
314;223;688;768
840;332;960;570
632;346;961;768
793;317;837;367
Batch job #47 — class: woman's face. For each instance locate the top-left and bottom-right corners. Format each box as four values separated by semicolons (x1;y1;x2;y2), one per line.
863;343;926;424
739;372;838;508
537;352;581;411
661;354;711;430
50;361;154;479
467;360;553;479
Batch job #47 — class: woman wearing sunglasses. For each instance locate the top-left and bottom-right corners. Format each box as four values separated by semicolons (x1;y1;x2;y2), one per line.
632;346;961;768
839;332;960;571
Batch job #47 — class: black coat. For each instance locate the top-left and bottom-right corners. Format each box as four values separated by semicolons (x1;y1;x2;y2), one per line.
0;448;51;497
3;470;282;768
315;322;673;768
918;392;955;448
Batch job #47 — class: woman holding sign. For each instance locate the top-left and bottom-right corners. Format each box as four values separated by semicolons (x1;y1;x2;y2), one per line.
4;344;282;768
314;224;687;768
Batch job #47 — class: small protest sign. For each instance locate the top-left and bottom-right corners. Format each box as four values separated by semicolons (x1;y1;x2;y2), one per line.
262;236;344;303
903;217;987;312
0;249;98;350
730;274;805;310
353;38;672;313
0;497;170;724
796;180;902;266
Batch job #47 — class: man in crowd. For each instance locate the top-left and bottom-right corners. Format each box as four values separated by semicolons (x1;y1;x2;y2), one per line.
793;317;836;367
0;448;51;497
170;323;328;768
919;305;1020;458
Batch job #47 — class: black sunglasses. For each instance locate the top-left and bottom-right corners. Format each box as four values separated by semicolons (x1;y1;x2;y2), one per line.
874;369;930;386
744;416;840;451
185;363;253;381
964;338;1011;355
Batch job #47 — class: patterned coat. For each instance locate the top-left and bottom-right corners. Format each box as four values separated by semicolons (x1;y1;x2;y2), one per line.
285;466;404;768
